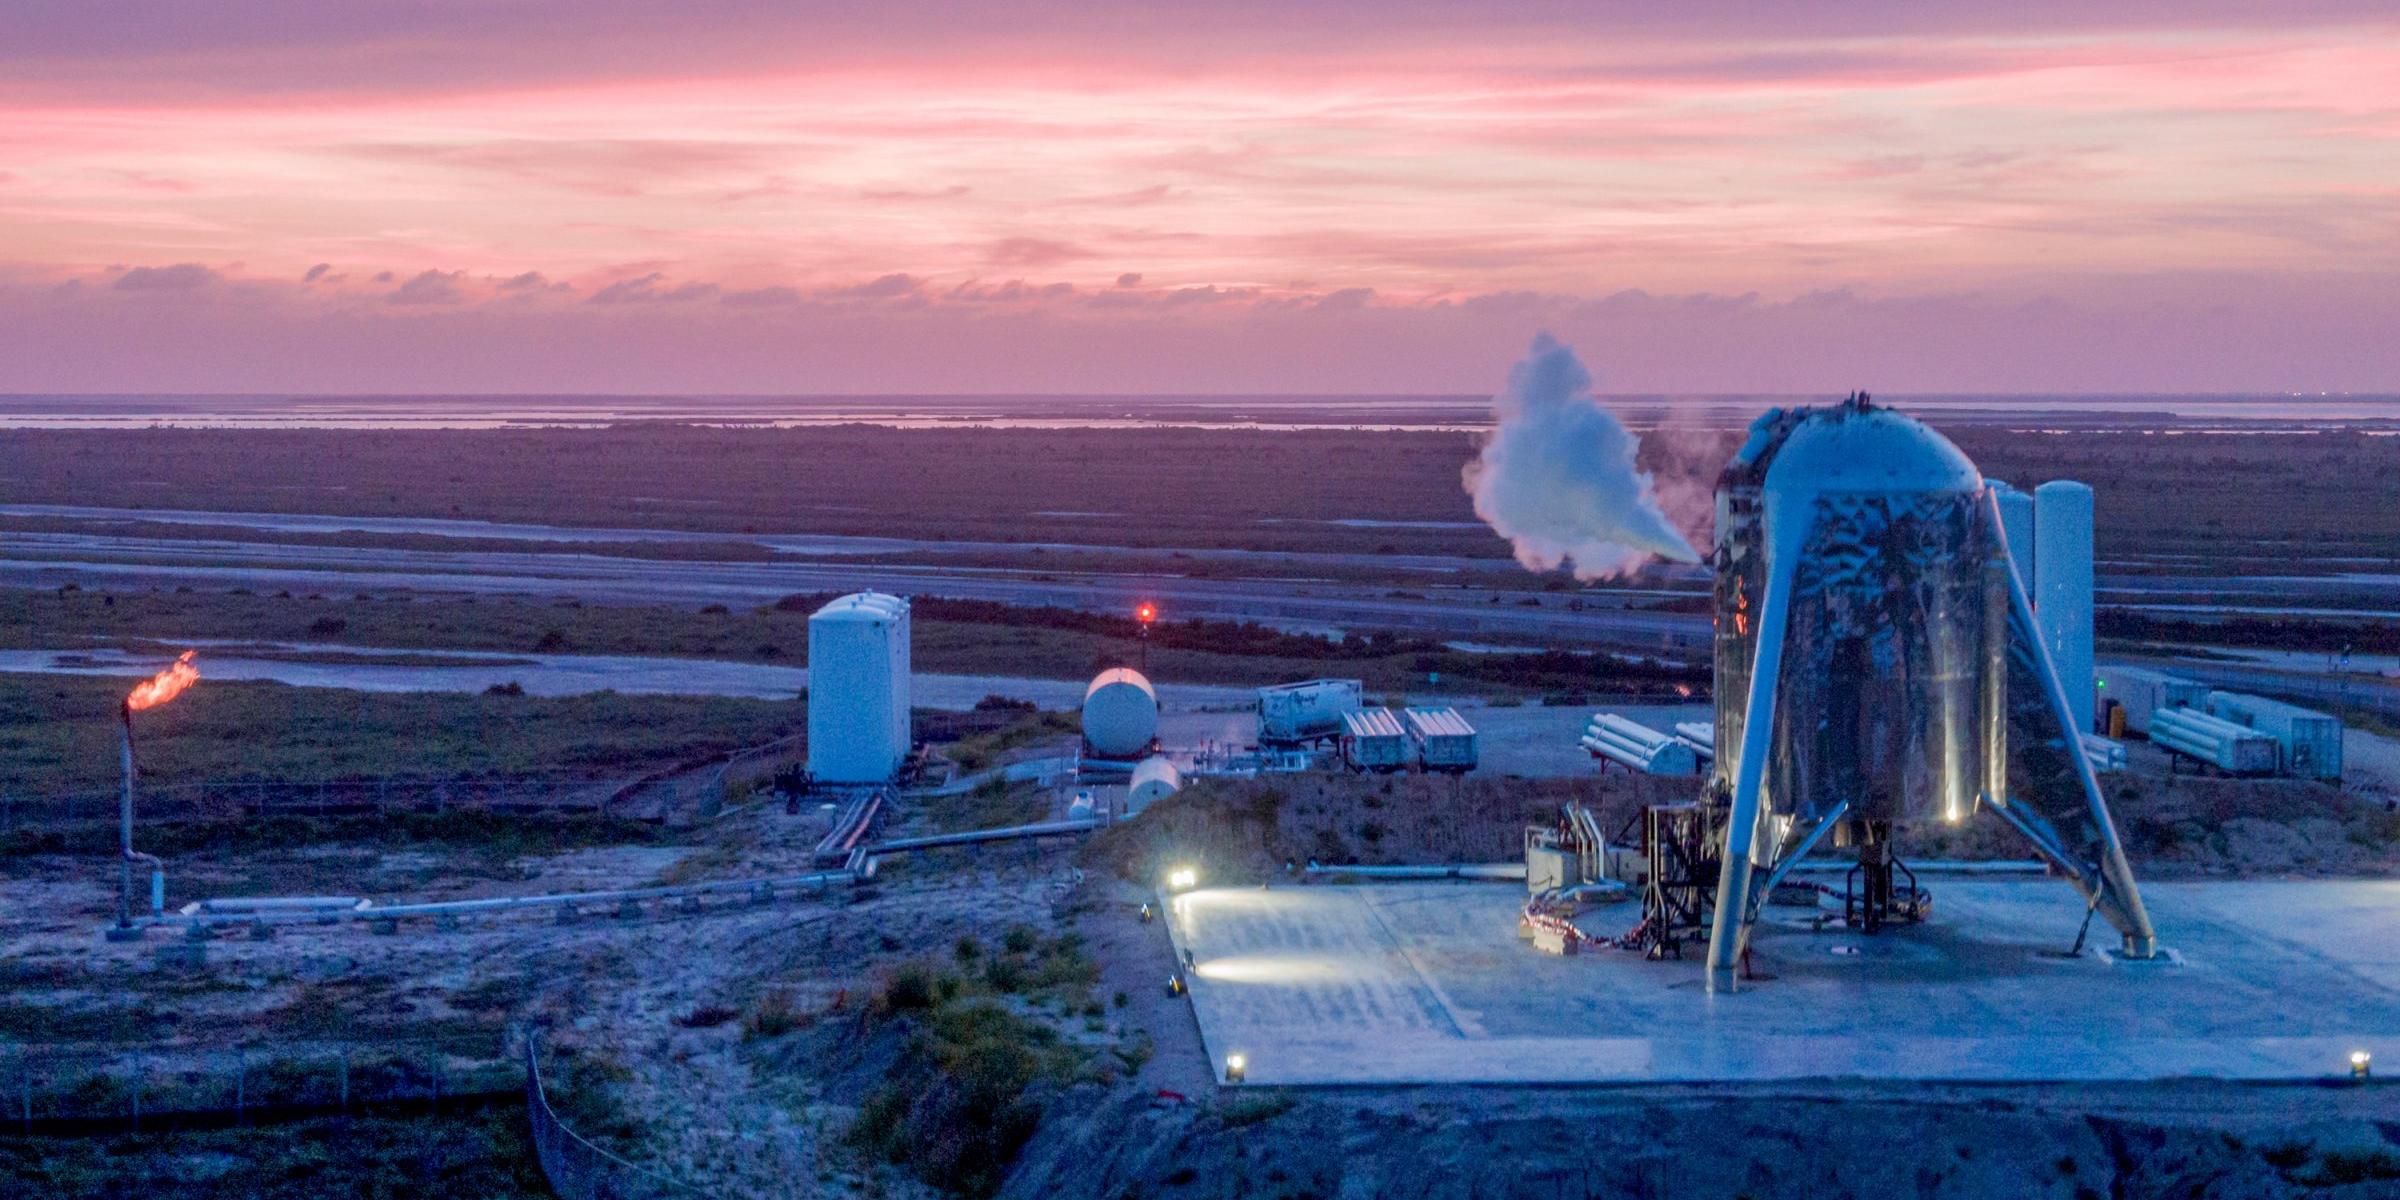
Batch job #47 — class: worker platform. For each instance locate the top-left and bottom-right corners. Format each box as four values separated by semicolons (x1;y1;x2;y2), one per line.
1164;880;2400;1086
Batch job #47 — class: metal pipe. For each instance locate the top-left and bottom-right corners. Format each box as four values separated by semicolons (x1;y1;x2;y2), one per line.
864;818;1102;854
135;867;858;930
1302;862;1526;881
116;703;165;933
1706;520;1803;993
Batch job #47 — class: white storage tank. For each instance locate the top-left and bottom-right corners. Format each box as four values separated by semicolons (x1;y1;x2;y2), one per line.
1126;755;1182;816
2207;691;2344;781
807;592;912;784
2034;481;2096;733
1988;481;2036;587
1257;678;1362;745
1404;706;1478;774
2151;707;2279;776
1340;707;1410;773
1082;668;1159;759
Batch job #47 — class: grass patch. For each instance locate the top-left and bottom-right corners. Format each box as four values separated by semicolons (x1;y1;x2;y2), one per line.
1217;1093;1295;1127
0;671;796;797
0;1109;546;1198
847;930;1105;1196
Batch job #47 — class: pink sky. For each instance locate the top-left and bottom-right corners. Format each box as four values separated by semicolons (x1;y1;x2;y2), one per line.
3;2;2397;394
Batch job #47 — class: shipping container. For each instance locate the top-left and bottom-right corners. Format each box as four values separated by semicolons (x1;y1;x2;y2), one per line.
2206;691;2345;781
1339;707;1411;773
2150;707;2278;776
2092;664;2211;735
1256;678;1363;745
1404;706;1479;774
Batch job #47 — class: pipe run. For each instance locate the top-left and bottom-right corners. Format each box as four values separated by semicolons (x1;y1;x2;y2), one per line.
129;867;860;932
1303;862;1527;881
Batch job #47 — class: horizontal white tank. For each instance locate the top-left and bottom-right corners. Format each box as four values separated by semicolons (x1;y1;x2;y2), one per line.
2080;732;2127;774
1257;678;1363;744
2206;691;2344;781
807;592;911;784
2151;707;2278;775
1673;720;1716;760
1082;668;1159;759
1126;755;1182;815
1582;713;1700;775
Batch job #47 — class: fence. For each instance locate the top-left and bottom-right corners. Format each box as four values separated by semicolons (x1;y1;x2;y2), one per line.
523;1035;698;1200
2;1032;517;1136
0;776;633;834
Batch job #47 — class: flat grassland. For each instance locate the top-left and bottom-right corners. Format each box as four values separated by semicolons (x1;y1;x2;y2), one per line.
5;423;2395;563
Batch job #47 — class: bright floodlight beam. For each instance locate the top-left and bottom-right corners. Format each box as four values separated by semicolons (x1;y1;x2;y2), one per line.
1224;1053;1248;1083
113;650;198;940
1166;865;1199;892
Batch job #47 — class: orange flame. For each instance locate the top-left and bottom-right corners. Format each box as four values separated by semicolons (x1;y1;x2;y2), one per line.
126;650;199;711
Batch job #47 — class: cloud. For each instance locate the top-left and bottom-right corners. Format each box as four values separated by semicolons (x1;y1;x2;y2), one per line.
385;269;466;305
113;263;221;291
819;273;925;301
721;285;801;308
1115;272;1143;288
587;272;718;303
371;271;395;283
496;270;565;291
302;262;332;282
984;237;1089;268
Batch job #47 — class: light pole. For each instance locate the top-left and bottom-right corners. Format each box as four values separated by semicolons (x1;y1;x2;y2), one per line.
1135;602;1156;673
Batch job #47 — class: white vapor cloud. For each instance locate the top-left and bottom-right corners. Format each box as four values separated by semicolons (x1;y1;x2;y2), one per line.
1462;332;1700;579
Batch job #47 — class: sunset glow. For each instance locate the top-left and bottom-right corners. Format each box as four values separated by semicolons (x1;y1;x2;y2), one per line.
4;2;2398;392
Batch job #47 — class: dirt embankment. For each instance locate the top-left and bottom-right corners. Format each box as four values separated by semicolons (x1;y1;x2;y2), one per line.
1006;1084;2400;1200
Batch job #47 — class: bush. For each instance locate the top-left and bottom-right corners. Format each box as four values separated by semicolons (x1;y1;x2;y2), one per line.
742;989;807;1040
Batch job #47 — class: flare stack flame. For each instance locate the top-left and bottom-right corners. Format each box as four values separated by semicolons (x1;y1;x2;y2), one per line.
126;650;199;711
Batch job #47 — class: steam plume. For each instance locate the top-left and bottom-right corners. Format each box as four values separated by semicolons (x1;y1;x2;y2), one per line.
1463;334;1699;578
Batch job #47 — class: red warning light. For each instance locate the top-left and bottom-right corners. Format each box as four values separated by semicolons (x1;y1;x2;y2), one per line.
1136;602;1157;625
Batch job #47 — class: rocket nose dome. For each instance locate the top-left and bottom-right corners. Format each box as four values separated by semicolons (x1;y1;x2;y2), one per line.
1763;403;1982;500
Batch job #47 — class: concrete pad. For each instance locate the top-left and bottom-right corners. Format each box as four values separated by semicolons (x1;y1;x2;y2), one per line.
1166;880;2400;1086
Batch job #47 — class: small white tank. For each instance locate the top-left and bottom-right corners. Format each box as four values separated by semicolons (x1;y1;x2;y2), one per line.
1126;755;1182;816
1082;667;1159;758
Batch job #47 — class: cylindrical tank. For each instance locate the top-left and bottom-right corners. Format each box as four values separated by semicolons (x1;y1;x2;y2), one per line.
1712;400;1999;826
1988;480;2036;587
806;591;912;784
1081;667;1159;758
1126;755;1182;815
2034;480;2095;735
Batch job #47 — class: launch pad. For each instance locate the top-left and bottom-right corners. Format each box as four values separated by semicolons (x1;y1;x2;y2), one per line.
1167;880;2400;1087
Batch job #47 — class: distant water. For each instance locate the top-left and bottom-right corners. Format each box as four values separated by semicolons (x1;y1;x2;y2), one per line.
2;393;2396;432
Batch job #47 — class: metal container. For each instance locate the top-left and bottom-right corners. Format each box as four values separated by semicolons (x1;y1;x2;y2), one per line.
2207;691;2344;781
1404;706;1478;773
1257;678;1362;745
1582;713;1700;775
2093;664;2210;735
1126;755;1182;815
2152;707;2279;775
1339;707;1411;773
806;592;911;784
1082;667;1160;759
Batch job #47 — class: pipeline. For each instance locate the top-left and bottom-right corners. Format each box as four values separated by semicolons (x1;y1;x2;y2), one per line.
132;867;862;933
1303;862;1527;882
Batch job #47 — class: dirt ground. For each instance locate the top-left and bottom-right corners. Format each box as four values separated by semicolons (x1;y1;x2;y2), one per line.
9;736;2400;1197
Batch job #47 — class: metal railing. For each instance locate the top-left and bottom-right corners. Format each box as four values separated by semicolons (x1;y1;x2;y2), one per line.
524;1035;698;1200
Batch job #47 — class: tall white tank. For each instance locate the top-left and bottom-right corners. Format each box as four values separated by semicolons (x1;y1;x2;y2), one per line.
1989;480;2036;589
1082;667;1159;758
807;592;912;784
2034;481;2095;733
